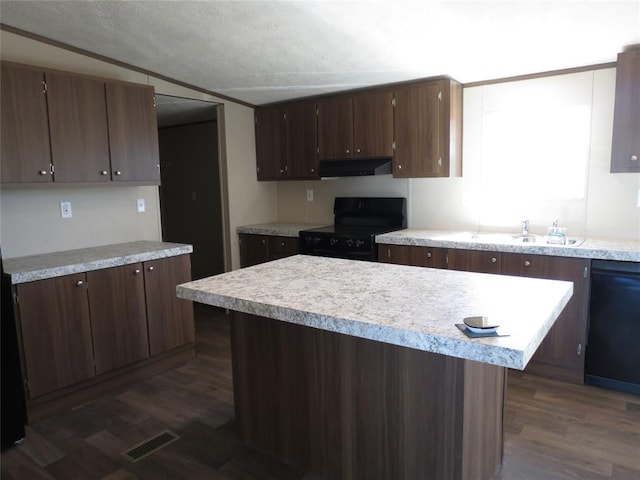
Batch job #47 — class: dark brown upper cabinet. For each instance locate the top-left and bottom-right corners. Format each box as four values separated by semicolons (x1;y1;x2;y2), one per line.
46;71;111;183
1;61;161;186
393;79;462;178
353;89;394;158
255;102;318;181
1;63;52;184
611;47;640;173
286;102;319;178
317;96;354;161
317;91;393;161
106;82;161;183
255;105;287;180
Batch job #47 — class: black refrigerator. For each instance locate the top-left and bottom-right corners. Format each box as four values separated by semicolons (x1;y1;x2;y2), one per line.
1;247;26;450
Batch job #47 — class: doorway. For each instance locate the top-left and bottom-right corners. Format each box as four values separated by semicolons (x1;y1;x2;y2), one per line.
156;95;224;280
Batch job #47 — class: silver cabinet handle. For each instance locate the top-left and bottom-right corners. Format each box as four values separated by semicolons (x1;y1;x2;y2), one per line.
310;168;315;173
134;269;141;275
100;170;108;175
426;252;432;258
524;260;531;267
114;170;122;176
39;170;48;175
147;266;154;272
491;257;497;263
345;149;350;154
356;148;361;153
397;164;402;170
76;280;84;287
631;154;638;162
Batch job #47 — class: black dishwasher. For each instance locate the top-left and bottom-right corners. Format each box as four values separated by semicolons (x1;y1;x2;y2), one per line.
585;260;640;395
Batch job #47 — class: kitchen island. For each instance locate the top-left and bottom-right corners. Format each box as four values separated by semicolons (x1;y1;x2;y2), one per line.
177;255;573;480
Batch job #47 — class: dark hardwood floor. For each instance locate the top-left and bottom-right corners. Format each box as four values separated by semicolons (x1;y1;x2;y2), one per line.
2;305;639;479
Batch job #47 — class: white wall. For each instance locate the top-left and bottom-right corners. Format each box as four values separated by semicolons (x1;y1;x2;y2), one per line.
278;68;640;241
0;30;277;268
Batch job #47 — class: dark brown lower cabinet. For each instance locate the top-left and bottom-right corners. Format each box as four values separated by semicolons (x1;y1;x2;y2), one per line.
502;253;590;383
447;248;502;274
16;273;95;398
145;255;195;356
12;254;195;419
231;312;505;480
379;244;448;268
87;263;150;375
239;233;298;267
378;244;590;383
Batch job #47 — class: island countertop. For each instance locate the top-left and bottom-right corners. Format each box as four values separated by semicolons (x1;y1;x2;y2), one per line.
177;254;573;370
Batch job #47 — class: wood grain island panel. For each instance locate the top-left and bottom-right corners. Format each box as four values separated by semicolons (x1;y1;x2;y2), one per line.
177;255;573;479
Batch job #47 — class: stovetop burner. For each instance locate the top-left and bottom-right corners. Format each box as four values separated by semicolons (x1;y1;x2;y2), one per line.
299;197;406;262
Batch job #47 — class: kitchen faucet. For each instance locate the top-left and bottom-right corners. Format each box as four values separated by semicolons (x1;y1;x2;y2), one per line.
522;220;530;236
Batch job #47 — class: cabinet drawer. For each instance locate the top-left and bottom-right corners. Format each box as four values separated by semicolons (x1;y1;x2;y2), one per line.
447;249;501;274
268;236;299;259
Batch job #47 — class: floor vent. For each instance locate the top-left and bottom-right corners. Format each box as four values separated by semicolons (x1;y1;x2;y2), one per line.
123;430;180;462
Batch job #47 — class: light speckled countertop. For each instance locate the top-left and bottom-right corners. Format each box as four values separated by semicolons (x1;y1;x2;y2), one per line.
237;222;329;237
376;229;640;262
3;241;193;284
177;255;573;370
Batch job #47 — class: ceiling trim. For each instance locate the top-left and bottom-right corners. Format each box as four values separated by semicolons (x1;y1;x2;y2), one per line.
0;23;256;108
463;61;617;89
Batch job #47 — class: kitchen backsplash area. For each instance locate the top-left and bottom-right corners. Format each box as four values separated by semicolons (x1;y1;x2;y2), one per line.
277;67;640;241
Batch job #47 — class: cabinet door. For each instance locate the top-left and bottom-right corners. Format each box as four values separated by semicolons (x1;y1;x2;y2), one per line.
286;103;319;178
378;244;412;265
502;253;590;382
268;236;299;261
46;72;111;182
256;106;286;180
447;249;502;274
611;48;640;173
106;82;160;183
17;274;95;398
239;234;270;267
317;96;353;160
353;90;394;158
411;246;448;269
87;264;149;375
0;63;52;184
144;256;195;356
393;82;441;177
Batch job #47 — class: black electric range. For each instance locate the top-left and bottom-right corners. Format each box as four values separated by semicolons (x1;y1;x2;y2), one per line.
299;197;406;262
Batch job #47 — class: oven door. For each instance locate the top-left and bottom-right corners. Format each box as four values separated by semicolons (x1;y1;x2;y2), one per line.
302;248;376;262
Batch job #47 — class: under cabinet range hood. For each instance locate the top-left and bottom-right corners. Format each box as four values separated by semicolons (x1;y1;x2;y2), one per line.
319;158;393;178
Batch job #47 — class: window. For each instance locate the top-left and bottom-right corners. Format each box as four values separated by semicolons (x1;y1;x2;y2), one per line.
480;103;591;201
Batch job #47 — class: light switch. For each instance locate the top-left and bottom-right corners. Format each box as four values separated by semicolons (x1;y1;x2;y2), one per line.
60;201;72;219
306;189;314;202
137;198;145;213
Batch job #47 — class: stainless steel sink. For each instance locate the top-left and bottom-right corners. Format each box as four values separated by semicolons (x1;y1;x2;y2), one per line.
511;234;540;243
435;232;584;247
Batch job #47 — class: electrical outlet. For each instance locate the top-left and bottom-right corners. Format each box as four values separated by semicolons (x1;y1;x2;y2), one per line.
306;189;314;202
137;198;145;213
60;201;72;219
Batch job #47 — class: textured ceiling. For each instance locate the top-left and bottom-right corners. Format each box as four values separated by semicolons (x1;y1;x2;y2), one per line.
1;1;639;106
